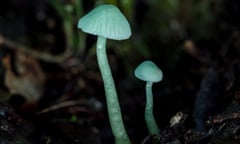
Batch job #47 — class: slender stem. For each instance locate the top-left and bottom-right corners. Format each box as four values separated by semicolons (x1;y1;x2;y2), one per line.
145;81;160;136
96;36;131;144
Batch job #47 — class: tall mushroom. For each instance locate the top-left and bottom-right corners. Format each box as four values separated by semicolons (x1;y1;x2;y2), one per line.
134;60;163;136
77;4;131;144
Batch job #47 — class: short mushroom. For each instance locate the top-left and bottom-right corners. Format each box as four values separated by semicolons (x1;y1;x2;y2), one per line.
134;60;163;136
77;4;131;144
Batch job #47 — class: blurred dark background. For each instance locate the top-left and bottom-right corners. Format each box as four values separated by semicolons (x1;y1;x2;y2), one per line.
1;0;240;143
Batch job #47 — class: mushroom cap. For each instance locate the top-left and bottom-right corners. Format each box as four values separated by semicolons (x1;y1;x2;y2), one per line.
77;4;131;40
134;60;163;83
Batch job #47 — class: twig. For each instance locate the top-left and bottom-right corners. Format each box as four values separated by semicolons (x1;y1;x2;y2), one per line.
36;100;87;115
207;111;240;124
0;34;72;63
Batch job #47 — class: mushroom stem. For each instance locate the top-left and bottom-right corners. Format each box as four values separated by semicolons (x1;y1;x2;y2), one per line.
96;36;131;144
145;81;160;136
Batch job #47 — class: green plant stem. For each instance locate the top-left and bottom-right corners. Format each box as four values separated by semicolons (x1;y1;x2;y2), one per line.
145;81;160;136
74;0;86;55
96;36;131;144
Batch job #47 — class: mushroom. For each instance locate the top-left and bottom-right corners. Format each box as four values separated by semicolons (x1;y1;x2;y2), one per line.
134;60;163;136
77;4;131;144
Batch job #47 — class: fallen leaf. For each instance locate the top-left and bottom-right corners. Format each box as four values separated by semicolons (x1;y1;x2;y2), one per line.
2;51;46;102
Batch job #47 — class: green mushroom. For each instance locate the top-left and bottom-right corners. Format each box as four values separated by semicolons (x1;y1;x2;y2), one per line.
134;60;163;136
77;4;131;144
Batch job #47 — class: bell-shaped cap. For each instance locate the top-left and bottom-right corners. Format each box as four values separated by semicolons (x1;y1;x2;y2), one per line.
77;4;131;40
134;61;163;83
